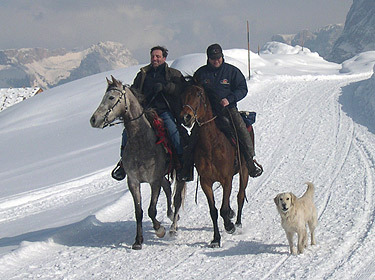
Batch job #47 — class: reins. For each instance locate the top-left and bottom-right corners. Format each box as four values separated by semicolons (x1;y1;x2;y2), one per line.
106;85;157;127
182;86;217;127
103;87;127;127
226;107;246;202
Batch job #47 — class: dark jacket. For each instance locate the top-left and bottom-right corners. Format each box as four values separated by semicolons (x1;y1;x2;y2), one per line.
193;60;248;111
131;63;185;119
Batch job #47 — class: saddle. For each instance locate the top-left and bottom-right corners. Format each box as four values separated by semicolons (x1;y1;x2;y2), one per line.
215;111;256;146
144;109;176;175
215;111;257;172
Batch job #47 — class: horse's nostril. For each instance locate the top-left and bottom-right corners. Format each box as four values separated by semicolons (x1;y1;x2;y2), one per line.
90;116;96;125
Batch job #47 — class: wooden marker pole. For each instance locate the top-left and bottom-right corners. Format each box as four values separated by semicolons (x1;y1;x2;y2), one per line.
247;20;251;80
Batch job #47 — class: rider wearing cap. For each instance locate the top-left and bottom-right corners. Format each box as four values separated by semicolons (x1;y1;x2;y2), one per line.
193;43;263;178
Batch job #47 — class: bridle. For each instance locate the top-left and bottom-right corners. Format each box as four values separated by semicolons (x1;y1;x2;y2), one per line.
182;85;217;127
102;85;128;128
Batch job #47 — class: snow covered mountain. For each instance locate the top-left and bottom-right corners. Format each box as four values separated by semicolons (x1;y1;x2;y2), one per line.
327;0;375;63
0;41;138;89
271;24;344;59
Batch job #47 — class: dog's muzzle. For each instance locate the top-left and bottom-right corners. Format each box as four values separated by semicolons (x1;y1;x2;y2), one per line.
281;204;289;212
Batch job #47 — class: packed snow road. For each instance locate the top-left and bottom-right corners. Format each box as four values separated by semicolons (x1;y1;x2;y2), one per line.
1;70;375;279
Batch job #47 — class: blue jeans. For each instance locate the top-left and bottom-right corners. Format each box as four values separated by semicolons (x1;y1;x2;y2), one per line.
120;111;182;157
159;111;183;155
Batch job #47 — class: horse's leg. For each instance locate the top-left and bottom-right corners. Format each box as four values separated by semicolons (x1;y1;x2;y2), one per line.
220;178;235;234
149;182;165;238
161;177;173;221
201;178;221;248
128;178;143;250
170;181;186;236
236;161;249;227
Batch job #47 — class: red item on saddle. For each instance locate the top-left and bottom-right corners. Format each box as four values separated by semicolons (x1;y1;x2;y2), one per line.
152;117;173;173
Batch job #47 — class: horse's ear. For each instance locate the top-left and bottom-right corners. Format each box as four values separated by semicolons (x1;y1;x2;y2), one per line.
111;75;122;87
193;76;199;84
106;77;112;85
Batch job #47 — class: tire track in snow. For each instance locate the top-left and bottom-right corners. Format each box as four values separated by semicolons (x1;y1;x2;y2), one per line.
325;131;375;279
245;75;370;278
315;102;354;220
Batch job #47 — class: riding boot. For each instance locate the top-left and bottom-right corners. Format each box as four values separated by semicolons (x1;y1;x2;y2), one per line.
176;125;197;182
112;159;126;181
226;107;263;178
177;143;194;182
176;153;194;182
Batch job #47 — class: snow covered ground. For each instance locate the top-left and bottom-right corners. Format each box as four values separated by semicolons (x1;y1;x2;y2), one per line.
1;42;375;279
0;87;42;112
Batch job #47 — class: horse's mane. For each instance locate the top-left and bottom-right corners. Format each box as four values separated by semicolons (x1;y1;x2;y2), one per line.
183;75;221;113
129;86;146;105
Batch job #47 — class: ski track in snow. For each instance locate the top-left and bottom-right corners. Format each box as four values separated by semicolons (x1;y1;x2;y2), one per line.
1;73;375;279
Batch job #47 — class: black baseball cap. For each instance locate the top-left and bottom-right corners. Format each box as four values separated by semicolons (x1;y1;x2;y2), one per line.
207;43;223;59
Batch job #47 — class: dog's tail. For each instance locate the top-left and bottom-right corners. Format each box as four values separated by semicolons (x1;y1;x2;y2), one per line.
302;182;315;200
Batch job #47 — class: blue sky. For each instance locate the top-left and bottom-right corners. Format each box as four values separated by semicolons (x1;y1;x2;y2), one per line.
0;0;352;63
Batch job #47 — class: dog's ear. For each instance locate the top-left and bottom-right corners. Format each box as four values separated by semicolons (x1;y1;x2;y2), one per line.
274;195;279;206
290;193;297;206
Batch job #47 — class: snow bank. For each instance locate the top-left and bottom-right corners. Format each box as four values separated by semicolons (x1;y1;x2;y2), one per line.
340;51;375;74
353;63;375;119
260;41;309;55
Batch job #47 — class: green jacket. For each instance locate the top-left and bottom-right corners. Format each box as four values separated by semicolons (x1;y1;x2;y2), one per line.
131;63;186;120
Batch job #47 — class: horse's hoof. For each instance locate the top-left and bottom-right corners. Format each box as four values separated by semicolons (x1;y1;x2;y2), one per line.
235;223;242;228
169;229;177;237
226;226;236;234
209;241;220;248
155;226;166;238
132;243;142;250
225;222;235;234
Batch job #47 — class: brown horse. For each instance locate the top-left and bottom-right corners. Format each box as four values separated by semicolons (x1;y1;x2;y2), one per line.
179;84;250;247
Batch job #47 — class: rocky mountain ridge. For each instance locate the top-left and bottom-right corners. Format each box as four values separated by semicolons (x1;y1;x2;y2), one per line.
272;0;375;63
327;0;375;63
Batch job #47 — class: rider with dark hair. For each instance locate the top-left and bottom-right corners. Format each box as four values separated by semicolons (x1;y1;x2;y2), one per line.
112;46;193;182
193;43;263;178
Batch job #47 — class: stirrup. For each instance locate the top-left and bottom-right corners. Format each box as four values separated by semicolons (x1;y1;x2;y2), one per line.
176;167;194;182
249;159;263;178
111;161;126;181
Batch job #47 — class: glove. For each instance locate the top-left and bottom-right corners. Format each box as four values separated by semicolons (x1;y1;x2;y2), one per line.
153;83;164;94
164;82;176;94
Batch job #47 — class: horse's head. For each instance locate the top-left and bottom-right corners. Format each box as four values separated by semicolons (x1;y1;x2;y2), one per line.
90;75;128;128
180;84;209;128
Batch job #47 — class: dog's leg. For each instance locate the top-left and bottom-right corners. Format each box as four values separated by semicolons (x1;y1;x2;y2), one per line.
297;229;307;254
286;231;296;255
308;218;317;245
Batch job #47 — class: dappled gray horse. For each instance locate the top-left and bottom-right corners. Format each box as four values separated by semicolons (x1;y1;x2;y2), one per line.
90;76;186;250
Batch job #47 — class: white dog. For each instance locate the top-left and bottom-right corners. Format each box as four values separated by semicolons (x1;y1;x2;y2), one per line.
274;182;317;255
